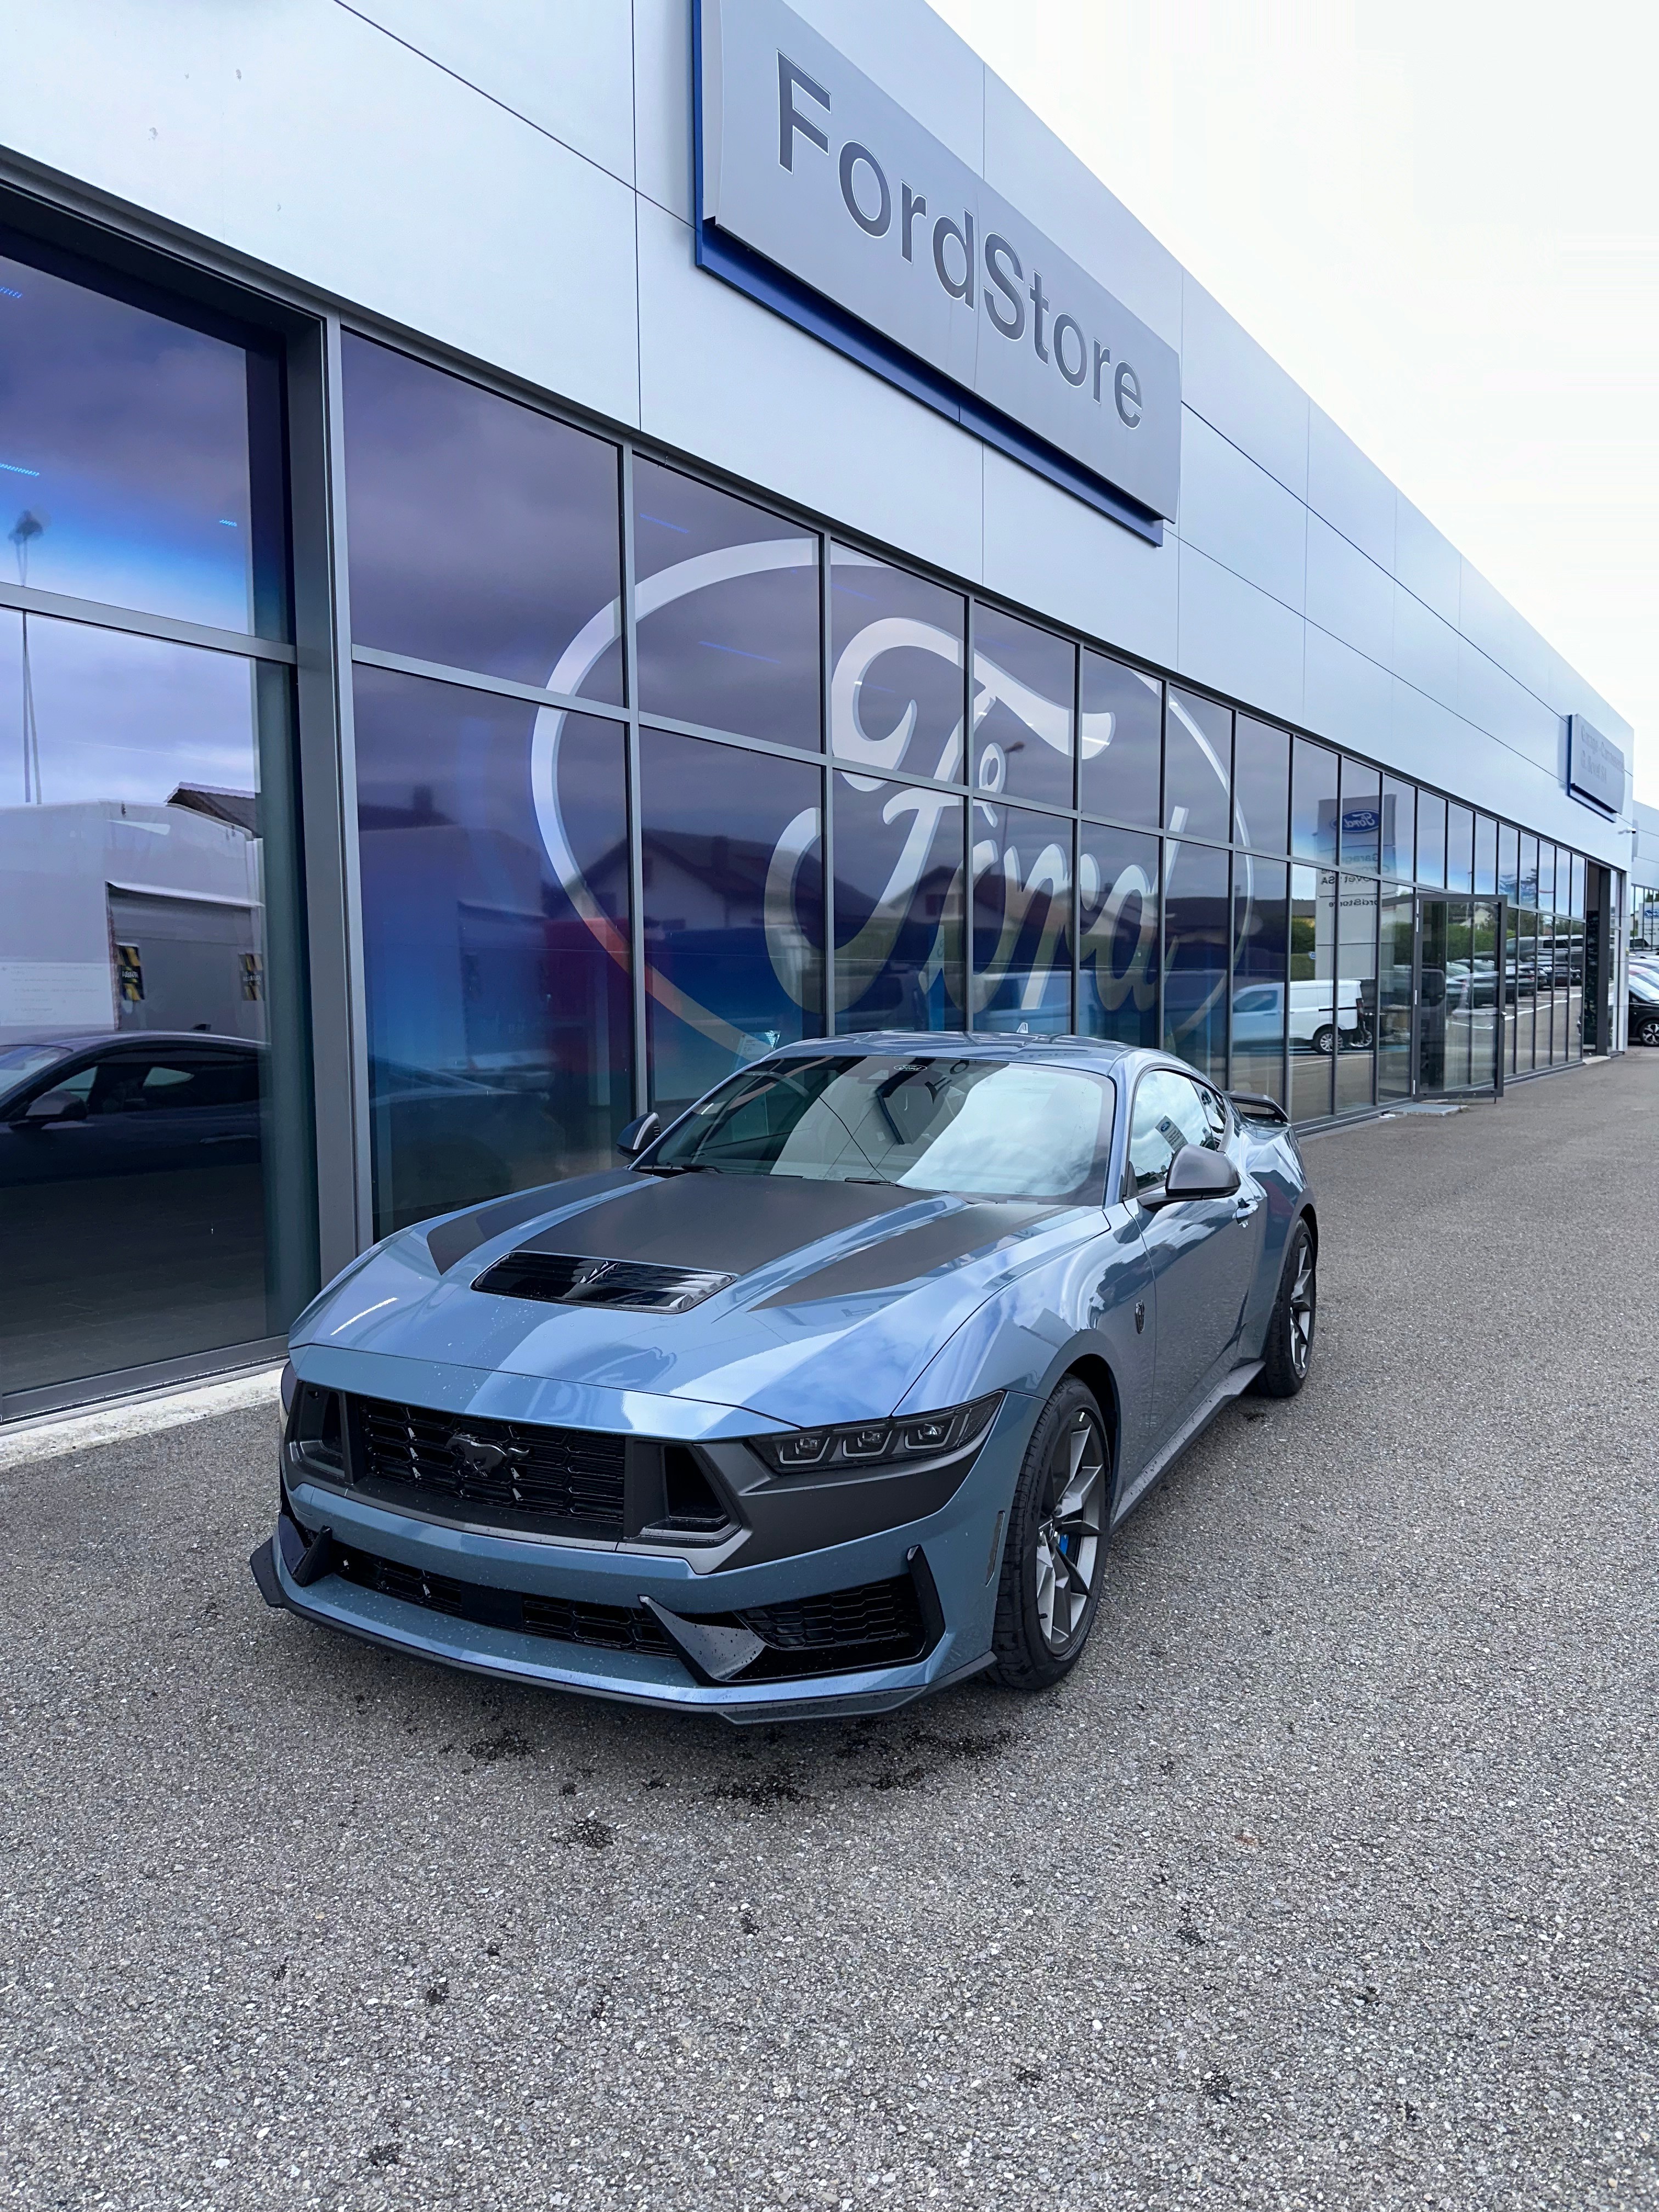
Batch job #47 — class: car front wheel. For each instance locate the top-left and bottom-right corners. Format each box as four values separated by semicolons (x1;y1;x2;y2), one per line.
1637;1015;1659;1048
991;1379;1109;1691
1253;1220;1316;1398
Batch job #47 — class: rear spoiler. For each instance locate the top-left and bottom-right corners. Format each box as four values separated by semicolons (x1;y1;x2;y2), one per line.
1227;1090;1290;1126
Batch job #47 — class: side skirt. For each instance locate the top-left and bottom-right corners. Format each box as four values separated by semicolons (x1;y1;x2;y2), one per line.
1109;1362;1263;1527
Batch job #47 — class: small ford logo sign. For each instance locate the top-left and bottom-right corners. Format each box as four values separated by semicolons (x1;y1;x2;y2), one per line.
451;1434;508;1479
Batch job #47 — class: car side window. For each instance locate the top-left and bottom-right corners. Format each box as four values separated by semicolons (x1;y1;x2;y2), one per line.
1125;1070;1221;1198
88;1053;257;1116
14;1064;97;1116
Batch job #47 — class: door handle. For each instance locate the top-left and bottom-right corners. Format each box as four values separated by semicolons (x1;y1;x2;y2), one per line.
1231;1196;1260;1221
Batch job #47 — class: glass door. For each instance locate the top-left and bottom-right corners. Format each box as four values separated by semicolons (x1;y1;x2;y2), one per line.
1414;894;1503;1099
1416;896;1449;1094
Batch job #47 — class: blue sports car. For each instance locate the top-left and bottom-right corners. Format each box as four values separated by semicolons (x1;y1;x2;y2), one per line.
251;1036;1317;1720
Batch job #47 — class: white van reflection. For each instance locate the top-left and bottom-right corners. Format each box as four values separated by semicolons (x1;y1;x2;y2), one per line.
1231;980;1370;1057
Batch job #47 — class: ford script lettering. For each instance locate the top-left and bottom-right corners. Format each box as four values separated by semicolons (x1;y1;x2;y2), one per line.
698;0;1181;522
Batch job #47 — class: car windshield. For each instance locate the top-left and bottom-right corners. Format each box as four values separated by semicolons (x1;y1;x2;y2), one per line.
651;1053;1114;1201
0;1042;71;1103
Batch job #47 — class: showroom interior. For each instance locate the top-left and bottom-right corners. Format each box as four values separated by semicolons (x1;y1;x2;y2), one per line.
0;0;1636;1420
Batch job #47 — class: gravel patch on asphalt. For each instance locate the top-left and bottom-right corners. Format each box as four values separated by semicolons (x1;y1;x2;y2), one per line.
2;1058;1656;2210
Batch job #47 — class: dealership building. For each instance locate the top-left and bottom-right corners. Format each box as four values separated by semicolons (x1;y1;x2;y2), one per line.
0;0;1638;1419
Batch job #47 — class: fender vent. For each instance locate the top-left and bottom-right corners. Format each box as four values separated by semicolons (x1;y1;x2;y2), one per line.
472;1250;736;1314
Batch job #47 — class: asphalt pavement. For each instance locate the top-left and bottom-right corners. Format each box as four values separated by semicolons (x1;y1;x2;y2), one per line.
3;1056;1656;2211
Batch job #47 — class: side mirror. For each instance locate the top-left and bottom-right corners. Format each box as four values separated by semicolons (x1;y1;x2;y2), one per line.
16;1090;87;1126
617;1110;662;1158
1142;1142;1240;1209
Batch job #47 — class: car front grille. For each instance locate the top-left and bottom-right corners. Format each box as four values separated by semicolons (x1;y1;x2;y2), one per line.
318;1538;933;1681
348;1396;626;1538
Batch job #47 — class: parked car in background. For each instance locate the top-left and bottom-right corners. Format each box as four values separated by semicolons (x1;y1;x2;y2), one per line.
1630;970;1659;1048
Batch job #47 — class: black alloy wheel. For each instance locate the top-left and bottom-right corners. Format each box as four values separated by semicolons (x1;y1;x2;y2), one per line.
1637;1015;1659;1048
1252;1219;1316;1399
991;1379;1110;1691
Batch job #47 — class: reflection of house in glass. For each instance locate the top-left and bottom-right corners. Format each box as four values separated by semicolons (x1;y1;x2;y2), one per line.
0;787;263;1045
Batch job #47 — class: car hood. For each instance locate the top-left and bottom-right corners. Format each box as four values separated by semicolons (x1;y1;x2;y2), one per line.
291;1169;1094;1426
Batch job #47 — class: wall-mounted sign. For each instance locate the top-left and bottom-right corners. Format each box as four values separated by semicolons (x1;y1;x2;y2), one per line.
694;0;1181;540
1567;713;1624;817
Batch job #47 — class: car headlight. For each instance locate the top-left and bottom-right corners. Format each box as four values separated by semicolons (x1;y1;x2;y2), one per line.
751;1393;1002;1475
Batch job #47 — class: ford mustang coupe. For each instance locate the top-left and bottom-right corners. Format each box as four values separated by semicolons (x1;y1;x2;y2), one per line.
252;1036;1316;1720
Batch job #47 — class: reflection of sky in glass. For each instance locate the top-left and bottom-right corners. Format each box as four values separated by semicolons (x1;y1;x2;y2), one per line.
343;337;621;698
0;613;256;810
1079;653;1160;830
0;252;253;631
634;462;819;748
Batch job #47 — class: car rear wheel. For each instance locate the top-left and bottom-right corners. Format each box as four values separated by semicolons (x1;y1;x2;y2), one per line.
1252;1220;1316;1398
1636;1015;1659;1048
991;1379;1109;1691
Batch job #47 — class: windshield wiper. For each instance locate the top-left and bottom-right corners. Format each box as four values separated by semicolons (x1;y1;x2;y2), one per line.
635;1161;720;1176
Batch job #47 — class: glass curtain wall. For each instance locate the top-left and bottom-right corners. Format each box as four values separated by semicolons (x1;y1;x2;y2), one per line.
0;232;308;1410
338;335;1601;1234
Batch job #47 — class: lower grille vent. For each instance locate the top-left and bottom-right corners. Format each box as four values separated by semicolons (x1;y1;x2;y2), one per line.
350;1396;625;1538
472;1250;736;1314
332;1545;674;1656
320;1542;934;1682
736;1577;927;1674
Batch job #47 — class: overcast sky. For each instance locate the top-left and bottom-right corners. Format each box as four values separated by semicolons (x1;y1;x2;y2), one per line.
932;0;1657;803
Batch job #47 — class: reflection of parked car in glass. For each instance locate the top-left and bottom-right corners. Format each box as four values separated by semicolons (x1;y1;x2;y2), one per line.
1630;970;1659;1048
1232;980;1368;1057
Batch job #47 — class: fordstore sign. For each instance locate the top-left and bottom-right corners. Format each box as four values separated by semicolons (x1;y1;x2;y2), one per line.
694;0;1181;537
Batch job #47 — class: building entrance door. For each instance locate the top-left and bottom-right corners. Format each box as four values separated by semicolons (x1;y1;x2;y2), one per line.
1414;895;1504;1098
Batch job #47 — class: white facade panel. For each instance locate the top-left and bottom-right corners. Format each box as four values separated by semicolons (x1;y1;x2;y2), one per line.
636;200;984;579
1305;623;1392;761
1305;514;1393;670
1392;585;1461;715
1177;412;1306;614
1393;496;1462;628
1306;405;1397;574
0;0;643;430
634;0;695;219
1177;544;1304;728
983;450;1178;672
1181;279;1310;503
343;0;636;184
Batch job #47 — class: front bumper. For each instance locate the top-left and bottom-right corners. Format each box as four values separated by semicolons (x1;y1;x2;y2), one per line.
251;1395;1033;1723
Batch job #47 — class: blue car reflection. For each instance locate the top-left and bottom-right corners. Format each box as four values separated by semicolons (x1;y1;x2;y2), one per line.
253;1035;1318;1721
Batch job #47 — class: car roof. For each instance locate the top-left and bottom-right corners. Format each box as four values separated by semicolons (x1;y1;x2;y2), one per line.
2;1031;261;1054
763;1030;1144;1075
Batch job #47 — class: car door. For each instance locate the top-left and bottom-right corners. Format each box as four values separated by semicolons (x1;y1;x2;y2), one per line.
1125;1067;1264;1431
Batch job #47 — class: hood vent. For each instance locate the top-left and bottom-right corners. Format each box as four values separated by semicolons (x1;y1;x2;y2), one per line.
471;1250;736;1314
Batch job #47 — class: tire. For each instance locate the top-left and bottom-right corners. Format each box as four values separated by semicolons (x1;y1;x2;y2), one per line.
1311;1025;1335;1057
990;1379;1110;1691
1252;1220;1316;1399
1638;1017;1659;1049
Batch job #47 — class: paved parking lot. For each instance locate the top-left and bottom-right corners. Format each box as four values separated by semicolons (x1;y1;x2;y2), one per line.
3;1057;1656;2211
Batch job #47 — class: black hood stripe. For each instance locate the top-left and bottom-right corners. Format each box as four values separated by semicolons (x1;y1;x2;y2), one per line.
425;1170;631;1275
753;1201;1058;1307
515;1172;922;1276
